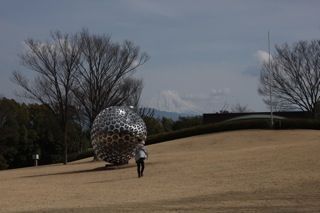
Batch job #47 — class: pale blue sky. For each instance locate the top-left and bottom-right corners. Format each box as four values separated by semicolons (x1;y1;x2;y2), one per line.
1;0;320;113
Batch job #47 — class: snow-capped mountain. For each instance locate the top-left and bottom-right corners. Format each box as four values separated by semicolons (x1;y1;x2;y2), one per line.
143;90;201;114
141;108;198;120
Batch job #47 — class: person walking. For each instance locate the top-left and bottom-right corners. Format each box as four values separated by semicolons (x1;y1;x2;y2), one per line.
134;144;148;178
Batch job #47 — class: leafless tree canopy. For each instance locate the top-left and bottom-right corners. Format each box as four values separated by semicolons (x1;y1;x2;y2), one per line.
12;30;149;163
231;103;251;113
118;78;144;108
73;30;149;128
14;32;80;115
13;31;81;164
258;40;320;114
138;107;155;118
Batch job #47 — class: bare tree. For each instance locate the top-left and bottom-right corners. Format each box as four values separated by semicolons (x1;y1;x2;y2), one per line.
0;101;8;128
73;29;149;129
259;40;320;115
217;103;229;114
231;103;252;113
116;77;144;108
138;107;155;118
13;31;81;164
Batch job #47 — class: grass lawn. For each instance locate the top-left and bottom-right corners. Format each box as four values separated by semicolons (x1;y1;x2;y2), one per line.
1;130;320;212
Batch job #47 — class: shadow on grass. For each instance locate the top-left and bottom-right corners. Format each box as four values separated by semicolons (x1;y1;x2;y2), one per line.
20;164;135;178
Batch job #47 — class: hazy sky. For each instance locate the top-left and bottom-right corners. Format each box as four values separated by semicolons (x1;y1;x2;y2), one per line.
1;0;320;113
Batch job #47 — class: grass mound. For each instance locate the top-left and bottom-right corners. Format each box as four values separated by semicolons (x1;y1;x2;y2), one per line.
1;130;320;212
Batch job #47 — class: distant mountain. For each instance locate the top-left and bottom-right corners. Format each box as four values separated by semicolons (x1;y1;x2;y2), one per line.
142;107;200;121
144;90;201;114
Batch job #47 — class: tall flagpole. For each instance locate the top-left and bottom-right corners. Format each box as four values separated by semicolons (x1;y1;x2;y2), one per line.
268;31;274;127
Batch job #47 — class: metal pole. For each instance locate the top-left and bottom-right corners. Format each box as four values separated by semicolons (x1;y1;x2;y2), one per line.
33;154;39;167
268;31;274;127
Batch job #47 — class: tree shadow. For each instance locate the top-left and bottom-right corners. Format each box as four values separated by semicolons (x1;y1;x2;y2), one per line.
20;164;135;178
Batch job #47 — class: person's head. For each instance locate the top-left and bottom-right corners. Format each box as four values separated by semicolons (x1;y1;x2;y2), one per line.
136;143;144;149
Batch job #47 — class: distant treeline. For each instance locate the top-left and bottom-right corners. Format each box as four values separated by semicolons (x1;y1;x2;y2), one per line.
0;97;203;170
0;98;90;170
146;118;320;146
3;96;320;169
143;116;202;136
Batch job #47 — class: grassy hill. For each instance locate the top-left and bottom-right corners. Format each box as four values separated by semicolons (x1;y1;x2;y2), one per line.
1;130;320;212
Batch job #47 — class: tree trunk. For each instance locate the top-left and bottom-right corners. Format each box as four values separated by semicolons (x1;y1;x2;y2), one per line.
63;123;68;165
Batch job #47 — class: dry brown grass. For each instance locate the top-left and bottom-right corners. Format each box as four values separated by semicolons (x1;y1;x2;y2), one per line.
1;130;320;212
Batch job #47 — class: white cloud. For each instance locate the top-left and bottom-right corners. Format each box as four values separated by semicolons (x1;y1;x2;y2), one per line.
130;59;140;68
143;88;232;114
183;89;231;113
144;90;199;114
242;50;273;76
255;50;272;64
209;88;230;97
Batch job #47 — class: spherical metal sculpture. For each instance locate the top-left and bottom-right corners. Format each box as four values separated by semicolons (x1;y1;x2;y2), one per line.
91;106;147;165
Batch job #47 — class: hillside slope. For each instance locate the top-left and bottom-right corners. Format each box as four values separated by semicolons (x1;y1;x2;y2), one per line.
1;130;320;212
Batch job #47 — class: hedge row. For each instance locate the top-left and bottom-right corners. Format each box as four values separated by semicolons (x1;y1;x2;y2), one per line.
146;118;320;145
68;149;94;162
275;118;320;129
69;118;320;161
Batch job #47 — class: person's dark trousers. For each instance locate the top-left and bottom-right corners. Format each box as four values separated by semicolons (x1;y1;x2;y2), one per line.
136;158;145;177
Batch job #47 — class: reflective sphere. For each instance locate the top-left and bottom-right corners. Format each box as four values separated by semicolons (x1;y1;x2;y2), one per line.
91;106;147;165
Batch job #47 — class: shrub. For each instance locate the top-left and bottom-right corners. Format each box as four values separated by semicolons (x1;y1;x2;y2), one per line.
0;155;8;170
275;118;320;129
68;149;94;162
